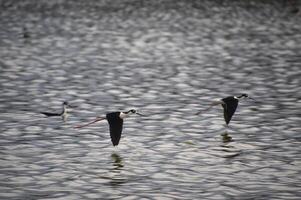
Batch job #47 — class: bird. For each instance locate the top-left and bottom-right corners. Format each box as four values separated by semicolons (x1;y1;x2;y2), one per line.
196;94;253;125
74;109;144;146
40;101;71;122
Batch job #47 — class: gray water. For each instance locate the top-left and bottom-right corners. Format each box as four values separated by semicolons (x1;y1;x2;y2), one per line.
0;0;301;199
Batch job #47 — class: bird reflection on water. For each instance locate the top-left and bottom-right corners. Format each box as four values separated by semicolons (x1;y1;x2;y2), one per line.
111;153;124;170
108;153;127;187
216;131;241;159
221;132;233;143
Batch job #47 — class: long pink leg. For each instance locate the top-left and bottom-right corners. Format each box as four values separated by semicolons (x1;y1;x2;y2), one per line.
195;100;224;115
74;117;105;129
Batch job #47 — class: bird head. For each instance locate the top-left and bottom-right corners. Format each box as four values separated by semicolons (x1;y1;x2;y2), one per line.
129;109;136;113
63;101;76;108
126;109;144;116
239;94;248;98
238;94;254;100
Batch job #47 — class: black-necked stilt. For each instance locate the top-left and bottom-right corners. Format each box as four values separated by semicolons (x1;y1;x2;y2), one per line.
41;101;71;122
75;109;143;146
196;94;253;125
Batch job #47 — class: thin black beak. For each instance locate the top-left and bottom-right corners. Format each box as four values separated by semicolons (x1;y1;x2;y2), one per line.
248;97;259;103
136;112;145;116
68;105;76;108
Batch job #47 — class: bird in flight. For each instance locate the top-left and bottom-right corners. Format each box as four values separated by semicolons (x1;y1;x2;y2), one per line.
74;109;144;146
196;94;254;125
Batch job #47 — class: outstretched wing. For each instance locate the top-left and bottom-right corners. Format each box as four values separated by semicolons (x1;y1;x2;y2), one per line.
106;112;123;146
221;97;238;125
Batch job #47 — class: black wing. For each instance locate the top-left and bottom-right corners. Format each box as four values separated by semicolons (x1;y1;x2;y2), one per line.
40;112;61;117
106;112;123;146
221;97;238;125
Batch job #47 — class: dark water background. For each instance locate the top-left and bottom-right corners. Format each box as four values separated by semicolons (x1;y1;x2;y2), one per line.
0;0;301;199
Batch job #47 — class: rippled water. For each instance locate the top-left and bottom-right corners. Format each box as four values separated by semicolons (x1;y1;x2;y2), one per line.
0;0;301;199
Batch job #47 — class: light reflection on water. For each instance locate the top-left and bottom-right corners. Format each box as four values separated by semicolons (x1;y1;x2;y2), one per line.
0;0;301;199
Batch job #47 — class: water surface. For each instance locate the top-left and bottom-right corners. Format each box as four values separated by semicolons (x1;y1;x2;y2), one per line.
0;1;300;199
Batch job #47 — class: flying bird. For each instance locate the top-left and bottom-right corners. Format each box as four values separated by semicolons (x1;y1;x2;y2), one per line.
196;94;253;125
74;109;143;146
40;101;71;122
